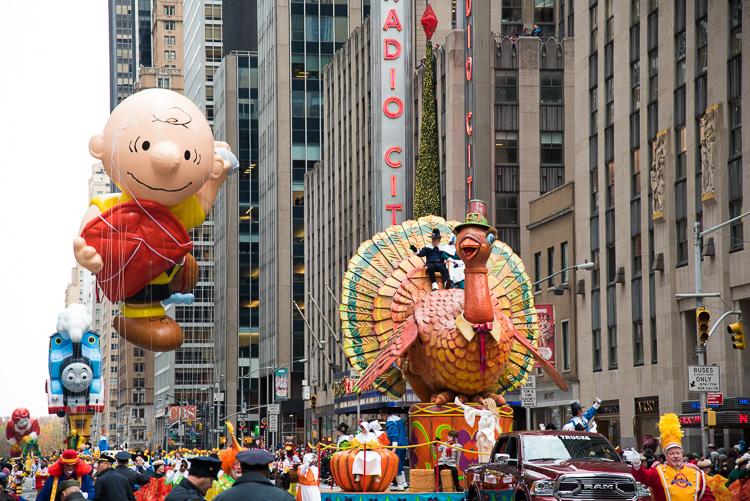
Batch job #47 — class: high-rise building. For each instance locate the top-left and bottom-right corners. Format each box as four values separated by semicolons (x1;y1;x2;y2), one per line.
136;0;185;93
183;0;223;124
109;0;136;110
573;0;750;450
213;49;261;446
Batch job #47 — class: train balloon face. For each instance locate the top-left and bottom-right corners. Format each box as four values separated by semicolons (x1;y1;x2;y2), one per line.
46;331;104;415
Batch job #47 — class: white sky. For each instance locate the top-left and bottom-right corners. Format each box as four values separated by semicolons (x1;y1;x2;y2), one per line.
0;1;110;416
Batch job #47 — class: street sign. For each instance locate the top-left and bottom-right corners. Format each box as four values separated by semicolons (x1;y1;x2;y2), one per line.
178;424;185;435
268;414;278;430
522;375;536;389
302;386;311;400
688;365;720;392
521;388;537;408
268;404;280;415
237;413;248;421
214;392;225;402
707;393;723;406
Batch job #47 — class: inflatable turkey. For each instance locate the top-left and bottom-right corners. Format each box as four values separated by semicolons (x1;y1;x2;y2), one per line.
340;201;568;405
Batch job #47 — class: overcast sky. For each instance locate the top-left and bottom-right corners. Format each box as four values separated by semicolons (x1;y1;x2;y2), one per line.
0;1;110;417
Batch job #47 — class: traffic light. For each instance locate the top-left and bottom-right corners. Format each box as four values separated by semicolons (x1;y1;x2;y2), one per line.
311;394;317;409
187;419;191;426
198;423;202;430
697;307;710;345
703;408;717;427
728;321;745;350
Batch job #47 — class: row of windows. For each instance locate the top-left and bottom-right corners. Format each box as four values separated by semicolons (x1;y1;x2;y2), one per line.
533;242;570;292
495;70;562;105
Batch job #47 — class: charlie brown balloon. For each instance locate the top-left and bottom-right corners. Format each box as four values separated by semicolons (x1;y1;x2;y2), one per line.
73;89;232;351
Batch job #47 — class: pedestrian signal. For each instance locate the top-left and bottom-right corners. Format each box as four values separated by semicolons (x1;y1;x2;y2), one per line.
728;321;745;350
696;307;710;345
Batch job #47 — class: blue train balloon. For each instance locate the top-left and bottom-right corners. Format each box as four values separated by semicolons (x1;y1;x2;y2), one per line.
46;323;104;416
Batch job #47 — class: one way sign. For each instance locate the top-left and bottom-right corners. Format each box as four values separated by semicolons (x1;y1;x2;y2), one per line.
688;365;720;392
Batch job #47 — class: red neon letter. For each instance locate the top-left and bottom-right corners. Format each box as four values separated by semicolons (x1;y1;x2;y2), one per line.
391;175;397;196
466;112;473;135
382;9;402;31
384;39;401;59
390;68;396;89
383;97;404;118
385;146;403;167
741;414;749;424
467;176;473;199
466;57;472;81
385;205;403;225
467;144;472;168
466;0;471;16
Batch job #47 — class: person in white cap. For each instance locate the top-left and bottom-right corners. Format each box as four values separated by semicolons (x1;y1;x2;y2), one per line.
351;422;381;482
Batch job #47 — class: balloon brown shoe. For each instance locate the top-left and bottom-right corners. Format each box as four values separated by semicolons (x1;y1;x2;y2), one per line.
114;308;183;352
171;253;199;295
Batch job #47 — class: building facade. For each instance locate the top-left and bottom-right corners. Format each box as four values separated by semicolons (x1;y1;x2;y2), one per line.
573;0;749;450
136;0;185;93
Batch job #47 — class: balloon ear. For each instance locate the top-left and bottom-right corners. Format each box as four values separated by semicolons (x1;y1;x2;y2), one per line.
209;152;229;181
89;134;105;160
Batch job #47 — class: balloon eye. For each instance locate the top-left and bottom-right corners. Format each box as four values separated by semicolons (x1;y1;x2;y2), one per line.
184;150;191;160
55;338;62;345
67;374;75;381
82;374;88;380
486;233;496;246
88;336;96;344
142;141;150;151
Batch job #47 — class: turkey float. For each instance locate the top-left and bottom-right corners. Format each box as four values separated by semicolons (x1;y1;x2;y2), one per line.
341;201;568;405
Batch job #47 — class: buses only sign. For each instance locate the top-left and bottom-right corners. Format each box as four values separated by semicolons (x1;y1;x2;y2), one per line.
688;366;720;392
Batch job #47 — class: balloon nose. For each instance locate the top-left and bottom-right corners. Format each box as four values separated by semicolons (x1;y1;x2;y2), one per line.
149;141;182;173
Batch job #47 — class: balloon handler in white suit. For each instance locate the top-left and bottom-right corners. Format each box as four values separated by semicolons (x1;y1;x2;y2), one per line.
455;397;503;463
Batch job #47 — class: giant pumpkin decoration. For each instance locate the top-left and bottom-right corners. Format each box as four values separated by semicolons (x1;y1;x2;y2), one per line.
330;447;399;492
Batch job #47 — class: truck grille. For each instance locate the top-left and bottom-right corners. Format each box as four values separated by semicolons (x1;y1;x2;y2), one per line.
555;474;638;501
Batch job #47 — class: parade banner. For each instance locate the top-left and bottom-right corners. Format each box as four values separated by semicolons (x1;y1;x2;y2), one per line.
534;304;555;368
275;368;289;401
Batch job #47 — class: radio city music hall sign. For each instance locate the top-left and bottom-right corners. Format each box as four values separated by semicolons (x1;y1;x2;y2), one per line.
374;0;411;229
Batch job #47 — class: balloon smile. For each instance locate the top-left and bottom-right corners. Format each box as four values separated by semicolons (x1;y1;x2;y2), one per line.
127;172;192;192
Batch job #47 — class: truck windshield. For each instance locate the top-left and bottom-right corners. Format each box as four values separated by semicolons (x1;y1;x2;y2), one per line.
522;435;621;462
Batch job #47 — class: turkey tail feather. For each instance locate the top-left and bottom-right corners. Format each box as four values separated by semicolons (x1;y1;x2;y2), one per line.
512;330;569;392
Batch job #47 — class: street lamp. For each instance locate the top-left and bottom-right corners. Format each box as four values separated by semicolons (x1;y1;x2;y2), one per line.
531;261;595;288
265;358;307;447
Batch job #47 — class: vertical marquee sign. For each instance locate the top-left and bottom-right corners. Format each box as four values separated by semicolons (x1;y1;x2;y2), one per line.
372;0;412;230
464;0;475;203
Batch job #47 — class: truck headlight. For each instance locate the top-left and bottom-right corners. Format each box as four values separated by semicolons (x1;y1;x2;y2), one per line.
531;480;555;495
636;481;650;497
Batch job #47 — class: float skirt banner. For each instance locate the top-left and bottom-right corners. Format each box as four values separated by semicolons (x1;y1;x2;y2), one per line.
321;493;476;501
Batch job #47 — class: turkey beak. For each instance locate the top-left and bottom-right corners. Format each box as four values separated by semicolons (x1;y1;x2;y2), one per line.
459;234;481;260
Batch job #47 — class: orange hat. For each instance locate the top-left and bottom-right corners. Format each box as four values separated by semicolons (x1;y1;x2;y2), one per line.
219;422;246;473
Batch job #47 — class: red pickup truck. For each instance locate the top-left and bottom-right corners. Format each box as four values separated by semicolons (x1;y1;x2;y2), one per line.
463;431;651;501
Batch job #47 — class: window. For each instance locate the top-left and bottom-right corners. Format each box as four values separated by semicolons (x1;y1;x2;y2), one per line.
541;132;564;165
496;167;520;253
502;0;523;22
163;5;175;16
633;234;643;275
730;100;742;158
631;0;640;22
605;78;614;126
131;408;145;418
696;8;708;75
593;329;602;371
561;242;569;282
540;71;563;104
730;0;742;56
650;315;658;364
675;32;686;86
649;50;659;102
632;148;641;197
205;4;222;20
605;0;614;42
631;61;641;110
535;0;554;24
590;88;599;136
205;25;222;42
633;321;644;365
535;252;542;292
548;247;555;287
590;5;599;53
164;21;175;31
495;70;518;104
110;366;118;373
729;158;744;252
496;132;519;164
591;167;600;214
157;77;171;89
606;161;615;208
608;326;618;369
561;321;570;371
133;363;145;373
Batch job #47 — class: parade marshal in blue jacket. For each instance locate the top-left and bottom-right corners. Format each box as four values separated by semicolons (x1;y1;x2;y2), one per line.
562;397;602;432
380;406;409;491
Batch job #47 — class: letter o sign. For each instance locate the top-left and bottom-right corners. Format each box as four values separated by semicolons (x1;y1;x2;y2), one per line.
383;97;404;119
466;57;472;81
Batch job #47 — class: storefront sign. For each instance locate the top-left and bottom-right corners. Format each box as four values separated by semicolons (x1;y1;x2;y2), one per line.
274;368;289;401
534;305;555;368
167;406;197;422
707;393;723;406
635;396;659;414
372;0;411;229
